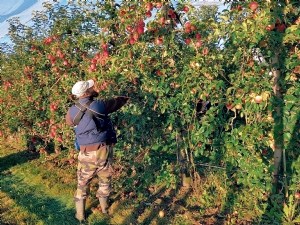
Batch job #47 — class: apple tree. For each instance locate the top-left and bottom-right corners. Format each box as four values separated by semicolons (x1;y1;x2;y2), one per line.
0;0;299;223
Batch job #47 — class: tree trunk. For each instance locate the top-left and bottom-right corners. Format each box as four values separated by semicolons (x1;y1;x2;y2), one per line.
271;54;284;186
178;148;191;188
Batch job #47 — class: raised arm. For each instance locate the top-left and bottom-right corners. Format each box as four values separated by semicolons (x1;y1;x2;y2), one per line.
103;96;129;114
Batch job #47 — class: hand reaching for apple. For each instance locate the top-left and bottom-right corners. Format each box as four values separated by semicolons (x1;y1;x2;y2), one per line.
92;79;101;93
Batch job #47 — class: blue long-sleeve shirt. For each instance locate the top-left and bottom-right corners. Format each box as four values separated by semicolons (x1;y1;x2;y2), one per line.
66;96;129;150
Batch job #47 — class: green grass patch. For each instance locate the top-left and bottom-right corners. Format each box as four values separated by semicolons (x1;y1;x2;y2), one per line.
0;142;78;225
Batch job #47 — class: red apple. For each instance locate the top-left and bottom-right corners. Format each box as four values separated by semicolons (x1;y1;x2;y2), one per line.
185;38;191;45
195;41;202;48
195;33;201;40
276;23;286;32
57;136;63;143
129;37;136;45
52;35;59;41
4;81;12;89
145;2;153;11
50;103;58;112
133;32;139;41
255;95;263;103
266;24;275;31
137;19;145;27
159;17;165;25
191;25;196;31
31;137;37;143
52;66;59;73
146;11;152;18
47;54;56;61
120;17;125;23
51;126;57;132
91;58;97;64
184;22;191;29
262;149;268;155
156;70;163;76
30;45;37;51
126;25;134;33
90;63;97;70
102;43;108;50
226;103;233;110
24;66;32;73
169;12;176;19
249;2;259;11
155;37;163;45
231;5;243;11
168;9;174;17
137;26;144;35
184;27;191;33
103;50;109;58
63;60;69;66
43;37;53;45
119;9;126;17
295;192;300;199
56;50;64;58
50;125;57;132
183;6;189;13
202;47;209;55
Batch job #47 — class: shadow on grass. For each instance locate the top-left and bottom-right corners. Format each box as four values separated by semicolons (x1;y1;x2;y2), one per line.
0;173;79;225
116;185;193;225
0;150;39;173
0;150;79;225
101;144;195;224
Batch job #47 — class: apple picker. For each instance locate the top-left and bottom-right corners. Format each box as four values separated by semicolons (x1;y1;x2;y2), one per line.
66;79;129;222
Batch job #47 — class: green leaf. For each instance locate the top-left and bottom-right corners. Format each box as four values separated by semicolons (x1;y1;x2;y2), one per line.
293;216;300;223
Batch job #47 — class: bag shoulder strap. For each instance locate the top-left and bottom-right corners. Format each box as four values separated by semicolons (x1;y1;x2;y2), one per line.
73;100;93;125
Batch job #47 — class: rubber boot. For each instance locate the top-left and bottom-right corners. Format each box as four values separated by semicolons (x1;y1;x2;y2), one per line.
99;197;108;214
75;199;86;222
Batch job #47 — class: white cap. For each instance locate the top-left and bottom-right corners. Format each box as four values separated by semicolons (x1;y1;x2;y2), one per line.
71;79;95;97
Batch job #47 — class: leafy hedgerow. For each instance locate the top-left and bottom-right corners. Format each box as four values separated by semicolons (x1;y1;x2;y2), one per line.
0;1;299;224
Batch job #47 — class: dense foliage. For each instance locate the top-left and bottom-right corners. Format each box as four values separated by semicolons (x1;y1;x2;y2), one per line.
0;0;299;223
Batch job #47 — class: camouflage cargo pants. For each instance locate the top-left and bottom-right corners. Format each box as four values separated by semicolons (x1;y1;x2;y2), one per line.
74;144;113;201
